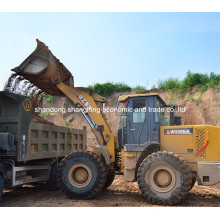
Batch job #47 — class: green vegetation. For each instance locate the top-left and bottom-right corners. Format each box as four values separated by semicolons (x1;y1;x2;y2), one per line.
40;112;46;119
44;95;55;102
194;94;202;104
87;71;219;98
67;128;73;151
88;81;151;97
188;93;194;101
187;92;202;104
65;121;72;126
88;82;131;97
157;71;220;91
214;85;220;94
168;90;175;105
158;78;181;90
177;89;184;99
133;85;146;93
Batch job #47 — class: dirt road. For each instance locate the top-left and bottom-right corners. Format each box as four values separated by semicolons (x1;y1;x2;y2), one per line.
1;176;220;207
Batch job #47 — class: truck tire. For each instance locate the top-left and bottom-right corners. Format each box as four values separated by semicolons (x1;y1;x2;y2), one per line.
47;162;59;191
104;172;115;190
0;176;4;200
190;171;197;190
59;152;107;199
137;151;192;206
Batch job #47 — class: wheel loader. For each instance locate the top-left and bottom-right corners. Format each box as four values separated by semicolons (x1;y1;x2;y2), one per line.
8;39;220;205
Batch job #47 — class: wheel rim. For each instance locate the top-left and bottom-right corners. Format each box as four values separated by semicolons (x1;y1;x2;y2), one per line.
149;166;176;193
68;163;92;188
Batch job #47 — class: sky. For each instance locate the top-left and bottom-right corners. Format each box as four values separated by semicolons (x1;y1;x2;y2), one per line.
0;12;220;90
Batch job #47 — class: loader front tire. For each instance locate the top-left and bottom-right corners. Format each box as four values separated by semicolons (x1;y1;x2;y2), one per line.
0;176;4;200
137;151;192;206
59;152;107;199
47;161;59;191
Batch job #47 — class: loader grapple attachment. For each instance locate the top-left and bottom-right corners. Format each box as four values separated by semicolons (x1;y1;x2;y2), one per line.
12;39;74;96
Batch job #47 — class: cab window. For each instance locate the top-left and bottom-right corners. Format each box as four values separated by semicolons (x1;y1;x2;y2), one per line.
119;113;127;129
155;98;170;126
132;99;146;123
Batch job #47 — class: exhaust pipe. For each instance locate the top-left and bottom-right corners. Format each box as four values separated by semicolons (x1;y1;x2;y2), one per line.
12;39;74;96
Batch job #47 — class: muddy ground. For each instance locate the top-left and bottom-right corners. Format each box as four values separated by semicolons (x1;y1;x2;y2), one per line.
1;176;220;207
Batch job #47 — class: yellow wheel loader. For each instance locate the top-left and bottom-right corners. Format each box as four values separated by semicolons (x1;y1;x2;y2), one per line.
11;39;220;205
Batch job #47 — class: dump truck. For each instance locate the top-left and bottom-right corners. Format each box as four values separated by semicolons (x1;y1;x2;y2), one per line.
8;39;220;205
0;91;87;200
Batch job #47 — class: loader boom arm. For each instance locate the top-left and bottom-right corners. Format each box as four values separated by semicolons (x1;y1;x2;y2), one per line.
57;82;117;163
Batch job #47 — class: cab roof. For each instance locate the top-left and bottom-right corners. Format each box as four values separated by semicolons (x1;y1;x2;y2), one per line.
118;93;159;102
118;93;166;105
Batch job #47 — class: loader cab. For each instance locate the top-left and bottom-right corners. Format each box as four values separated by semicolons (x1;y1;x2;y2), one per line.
117;93;175;149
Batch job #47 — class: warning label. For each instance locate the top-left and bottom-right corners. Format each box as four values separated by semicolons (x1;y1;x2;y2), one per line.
164;128;193;135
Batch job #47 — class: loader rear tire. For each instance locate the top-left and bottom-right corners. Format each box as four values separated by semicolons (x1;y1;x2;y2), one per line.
137;151;192;206
104;172;115;189
0;176;4;200
59;152;107;199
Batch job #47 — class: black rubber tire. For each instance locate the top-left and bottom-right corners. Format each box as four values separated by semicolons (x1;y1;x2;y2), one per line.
190;171;197;190
0;176;4;200
104;172;115;190
137;151;192;206
59;152;107;199
47;161;59;191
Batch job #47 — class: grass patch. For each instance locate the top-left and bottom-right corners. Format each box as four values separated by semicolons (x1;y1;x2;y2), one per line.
87;71;219;98
133;85;146;93
188;93;194;101
44;95;55;103
157;71;220;91
88;82;131;97
188;92;203;104
177;90;184;99
194;94;202;103
65;121;72;126
168;90;175;105
40;112;46;119
213;85;220;94
158;77;181;90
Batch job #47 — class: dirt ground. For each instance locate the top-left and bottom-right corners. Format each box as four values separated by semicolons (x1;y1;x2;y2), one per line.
1;176;220;207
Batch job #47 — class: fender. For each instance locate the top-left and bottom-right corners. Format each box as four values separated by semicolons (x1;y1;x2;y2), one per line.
90;145;111;165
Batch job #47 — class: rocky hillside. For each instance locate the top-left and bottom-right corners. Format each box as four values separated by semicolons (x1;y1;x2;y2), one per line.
39;86;220;144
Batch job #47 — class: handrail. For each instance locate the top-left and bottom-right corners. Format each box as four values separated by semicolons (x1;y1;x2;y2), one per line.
139;114;151;145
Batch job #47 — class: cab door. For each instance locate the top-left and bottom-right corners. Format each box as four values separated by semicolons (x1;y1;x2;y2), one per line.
127;96;159;145
127;98;146;144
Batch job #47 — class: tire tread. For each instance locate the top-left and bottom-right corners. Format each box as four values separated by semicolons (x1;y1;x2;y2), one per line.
137;151;192;206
